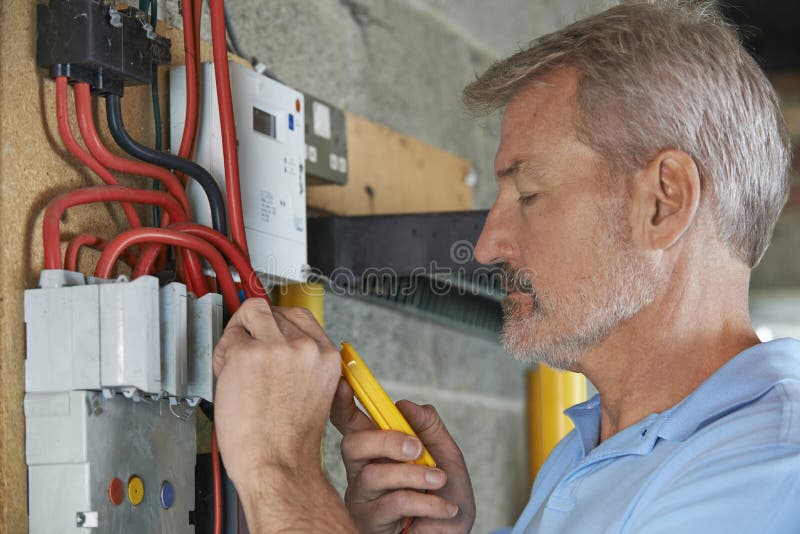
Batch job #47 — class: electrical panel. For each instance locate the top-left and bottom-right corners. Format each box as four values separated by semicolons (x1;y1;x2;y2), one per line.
36;0;170;94
303;92;349;186
26;390;197;533
24;271;222;533
171;62;308;284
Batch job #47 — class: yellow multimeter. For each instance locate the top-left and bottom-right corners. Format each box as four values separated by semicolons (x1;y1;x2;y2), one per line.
340;342;436;467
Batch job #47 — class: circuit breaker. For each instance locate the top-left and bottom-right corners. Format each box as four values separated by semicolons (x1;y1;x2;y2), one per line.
24;270;222;532
26;390;197;533
171;62;308;283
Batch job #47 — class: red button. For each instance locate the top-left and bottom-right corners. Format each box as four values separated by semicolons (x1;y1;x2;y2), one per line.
108;478;124;506
295;99;301;113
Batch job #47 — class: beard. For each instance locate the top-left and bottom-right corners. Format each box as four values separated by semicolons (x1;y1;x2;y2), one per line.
499;201;657;370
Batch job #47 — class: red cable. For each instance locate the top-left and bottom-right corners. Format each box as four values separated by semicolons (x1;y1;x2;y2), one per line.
72;84;210;293
178;10;227;534
172;223;267;302
55;77;142;229
211;426;223;534
178;0;200;171
209;0;249;257
193;0;202;68
94;228;241;311
72;83;193;218
64;234;138;272
42;186;186;270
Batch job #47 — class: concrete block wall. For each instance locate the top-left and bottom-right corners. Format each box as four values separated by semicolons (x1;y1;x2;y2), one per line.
160;1;798;530
161;1;599;530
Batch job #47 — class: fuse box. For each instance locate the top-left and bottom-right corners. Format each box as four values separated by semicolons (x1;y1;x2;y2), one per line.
171;62;308;283
36;0;171;94
24;271;222;532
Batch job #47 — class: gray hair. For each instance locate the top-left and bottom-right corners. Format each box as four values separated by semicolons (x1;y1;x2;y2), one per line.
464;0;790;267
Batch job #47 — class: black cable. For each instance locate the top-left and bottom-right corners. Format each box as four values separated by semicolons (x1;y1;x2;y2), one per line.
105;94;229;235
223;2;246;58
223;2;281;81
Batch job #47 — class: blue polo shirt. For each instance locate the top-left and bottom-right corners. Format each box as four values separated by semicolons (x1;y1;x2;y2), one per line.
511;338;800;533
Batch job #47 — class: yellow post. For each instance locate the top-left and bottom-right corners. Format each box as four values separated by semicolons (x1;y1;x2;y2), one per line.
276;282;327;467
528;366;586;484
275;282;325;326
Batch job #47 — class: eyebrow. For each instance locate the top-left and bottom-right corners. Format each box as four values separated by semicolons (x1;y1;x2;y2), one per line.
496;159;547;182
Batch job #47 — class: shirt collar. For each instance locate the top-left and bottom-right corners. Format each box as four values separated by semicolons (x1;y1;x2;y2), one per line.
657;338;800;441
565;394;601;456
563;338;800;453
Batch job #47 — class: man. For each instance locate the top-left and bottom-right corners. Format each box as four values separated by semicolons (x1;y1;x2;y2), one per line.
213;1;799;532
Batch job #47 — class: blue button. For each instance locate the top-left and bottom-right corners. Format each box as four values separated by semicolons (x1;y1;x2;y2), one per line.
289;114;295;131
160;481;175;510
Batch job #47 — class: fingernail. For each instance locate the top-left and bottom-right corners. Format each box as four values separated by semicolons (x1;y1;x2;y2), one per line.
425;469;445;485
402;437;422;459
446;503;459;517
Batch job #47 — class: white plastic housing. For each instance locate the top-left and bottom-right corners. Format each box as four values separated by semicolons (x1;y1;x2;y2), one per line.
170;62;308;283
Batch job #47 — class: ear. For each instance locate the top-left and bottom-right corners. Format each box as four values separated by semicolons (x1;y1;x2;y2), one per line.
630;150;701;251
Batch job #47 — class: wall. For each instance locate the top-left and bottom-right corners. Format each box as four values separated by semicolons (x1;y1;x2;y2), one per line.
168;0;798;530
163;1;598;530
4;1;796;533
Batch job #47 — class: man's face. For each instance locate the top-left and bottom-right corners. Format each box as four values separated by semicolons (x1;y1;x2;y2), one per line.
474;69;657;370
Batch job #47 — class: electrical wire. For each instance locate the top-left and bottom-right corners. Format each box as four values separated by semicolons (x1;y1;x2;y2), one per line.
148;0;161;152
211;426;223;534
149;0;163;226
64;234;138;272
73;83;193;218
223;2;245;59
184;5;228;531
169;223;265;300
209;0;250;258
72;83;208;293
42;186;186;270
55;77;142;229
94;228;242;312
223;2;280;81
193;0;202;86
105;94;228;235
178;0;200;168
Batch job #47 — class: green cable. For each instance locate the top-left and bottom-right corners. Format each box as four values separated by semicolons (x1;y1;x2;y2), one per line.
149;0;162;227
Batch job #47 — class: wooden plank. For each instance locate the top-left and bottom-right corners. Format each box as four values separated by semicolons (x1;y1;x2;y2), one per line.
307;112;474;215
0;4;205;530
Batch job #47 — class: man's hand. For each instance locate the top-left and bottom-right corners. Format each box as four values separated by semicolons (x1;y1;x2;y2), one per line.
213;298;355;532
331;379;476;533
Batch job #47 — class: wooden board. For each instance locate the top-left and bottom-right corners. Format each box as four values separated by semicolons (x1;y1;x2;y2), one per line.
0;3;472;531
307;112;474;215
0;4;217;530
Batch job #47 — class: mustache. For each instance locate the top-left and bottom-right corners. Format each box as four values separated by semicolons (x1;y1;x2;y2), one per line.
498;264;536;295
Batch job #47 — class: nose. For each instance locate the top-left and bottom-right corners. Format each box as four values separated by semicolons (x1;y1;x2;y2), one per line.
475;197;518;265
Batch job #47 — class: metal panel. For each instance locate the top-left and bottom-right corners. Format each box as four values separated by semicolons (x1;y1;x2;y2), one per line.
26;391;196;533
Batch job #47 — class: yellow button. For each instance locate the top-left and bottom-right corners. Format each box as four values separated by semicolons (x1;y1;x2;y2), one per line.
127;475;144;506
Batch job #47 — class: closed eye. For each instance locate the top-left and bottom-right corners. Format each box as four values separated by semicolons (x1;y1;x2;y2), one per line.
518;193;539;206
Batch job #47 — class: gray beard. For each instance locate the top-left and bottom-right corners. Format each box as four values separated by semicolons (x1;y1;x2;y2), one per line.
500;218;657;370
